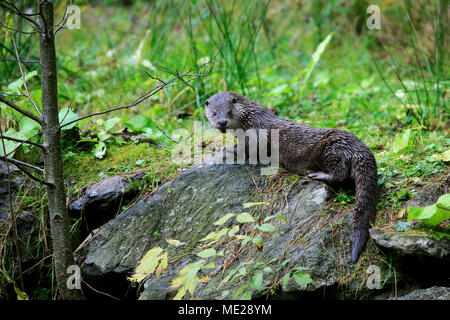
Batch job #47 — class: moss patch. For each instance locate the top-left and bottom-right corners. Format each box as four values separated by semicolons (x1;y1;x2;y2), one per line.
63;142;180;191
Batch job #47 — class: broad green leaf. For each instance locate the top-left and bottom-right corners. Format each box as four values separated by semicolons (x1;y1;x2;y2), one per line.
240;291;252;300
20;117;40;139
258;223;278;232
391;129;411;154
200;228;229;242
103;117;121;131
293;271;313;286
236;212;255;223
214;213;235;226
282;273;291;287
125;115;153;133
0;128;24;157
8;70;37;94
241;236;252;246
250;271;264;291
58;107;78;130
232;285;248;299
407;193;450;226
252;235;263;249
263;267;273;273
228;225;239;236
197;248;216;258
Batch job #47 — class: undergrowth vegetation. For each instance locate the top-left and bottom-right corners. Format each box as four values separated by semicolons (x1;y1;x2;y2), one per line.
0;0;448;299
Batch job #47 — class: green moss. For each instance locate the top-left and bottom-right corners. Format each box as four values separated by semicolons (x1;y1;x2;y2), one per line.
63;142;180;191
413;222;450;242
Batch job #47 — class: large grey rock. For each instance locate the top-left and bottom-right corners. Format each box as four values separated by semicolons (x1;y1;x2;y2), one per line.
69;171;145;231
369;228;449;259
80;155;361;300
392;286;450;300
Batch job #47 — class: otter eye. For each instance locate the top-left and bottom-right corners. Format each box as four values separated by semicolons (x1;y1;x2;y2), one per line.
232;98;237;103
227;110;232;117
205;100;209;106
213;112;217;116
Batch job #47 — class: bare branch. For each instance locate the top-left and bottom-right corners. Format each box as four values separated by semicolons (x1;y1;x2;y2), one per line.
0;58;40;64
58;52;218;130
155;125;179;144
0;1;40;30
0;95;42;124
0;23;39;34
0;117;25;290
0;135;45;149
1;130;43;159
0;156;44;173
13;162;52;186
11;36;43;118
52;0;71;35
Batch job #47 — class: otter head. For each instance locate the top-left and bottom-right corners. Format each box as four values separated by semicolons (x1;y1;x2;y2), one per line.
205;92;244;133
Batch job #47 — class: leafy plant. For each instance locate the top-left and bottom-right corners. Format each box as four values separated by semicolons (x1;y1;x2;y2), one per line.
407;193;450;226
128;201;293;300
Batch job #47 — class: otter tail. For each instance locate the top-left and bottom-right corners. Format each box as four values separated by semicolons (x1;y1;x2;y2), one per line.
351;152;378;263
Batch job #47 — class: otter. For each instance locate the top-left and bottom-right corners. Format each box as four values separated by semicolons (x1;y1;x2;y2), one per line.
205;91;378;263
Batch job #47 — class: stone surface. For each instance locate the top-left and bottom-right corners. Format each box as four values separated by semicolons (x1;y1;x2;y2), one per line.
79;154;362;300
369;228;449;259
392;286;450;300
69;171;145;231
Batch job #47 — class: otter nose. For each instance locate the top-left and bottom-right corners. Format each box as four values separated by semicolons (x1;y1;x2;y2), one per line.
218;120;228;127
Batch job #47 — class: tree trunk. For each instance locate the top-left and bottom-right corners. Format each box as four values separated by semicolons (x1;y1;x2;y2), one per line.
38;1;82;300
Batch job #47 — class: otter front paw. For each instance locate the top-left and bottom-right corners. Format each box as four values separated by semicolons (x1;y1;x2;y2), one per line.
308;172;332;182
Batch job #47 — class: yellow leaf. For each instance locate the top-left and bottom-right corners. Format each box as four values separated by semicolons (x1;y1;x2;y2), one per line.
128;247;164;282
398;207;406;218
432;149;450;162
170;276;184;290
166;238;181;246
155;252;169;278
199;275;211;283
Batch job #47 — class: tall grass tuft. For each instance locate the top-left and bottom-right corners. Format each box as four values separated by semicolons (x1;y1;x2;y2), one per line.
373;0;448;130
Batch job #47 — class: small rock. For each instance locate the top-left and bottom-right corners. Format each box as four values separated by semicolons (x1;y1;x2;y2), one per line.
369;228;449;259
392;286;450;300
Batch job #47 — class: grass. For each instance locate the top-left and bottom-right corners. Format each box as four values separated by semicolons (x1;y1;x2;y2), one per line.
0;0;448;299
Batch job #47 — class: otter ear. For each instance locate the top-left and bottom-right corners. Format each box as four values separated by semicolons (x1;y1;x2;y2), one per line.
205;100;209;107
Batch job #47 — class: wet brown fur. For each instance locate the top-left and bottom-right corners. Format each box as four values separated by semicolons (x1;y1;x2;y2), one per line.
205;92;378;263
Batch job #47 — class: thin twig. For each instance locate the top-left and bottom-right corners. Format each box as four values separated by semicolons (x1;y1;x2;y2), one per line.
58;51;218;130
23;254;53;274
0;135;45;149
0;112;25;291
13;163;52;186
82;280;120;300
0;95;42;124
0;23;39;34
0;156;44;173
11;36;42;118
155;125;179;144
52;0;71;35
0;58;40;64
0;1;40;30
